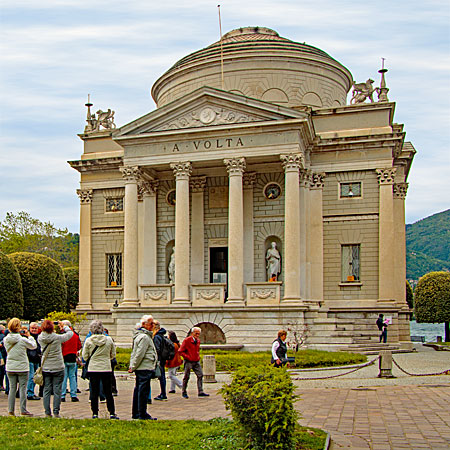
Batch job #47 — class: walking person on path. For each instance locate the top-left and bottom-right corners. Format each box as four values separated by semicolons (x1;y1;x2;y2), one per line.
128;315;158;420
82;320;118;420
166;331;183;394
153;321;173;401
4;318;37;416
38;320;73;418
179;327;209;399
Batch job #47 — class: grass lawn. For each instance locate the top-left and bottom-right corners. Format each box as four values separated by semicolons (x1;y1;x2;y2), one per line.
0;417;326;450
115;348;366;372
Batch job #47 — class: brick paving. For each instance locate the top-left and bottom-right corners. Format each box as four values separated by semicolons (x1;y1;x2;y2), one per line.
1;361;449;449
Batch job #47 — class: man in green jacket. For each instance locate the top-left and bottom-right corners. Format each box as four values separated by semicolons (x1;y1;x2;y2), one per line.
128;315;158;420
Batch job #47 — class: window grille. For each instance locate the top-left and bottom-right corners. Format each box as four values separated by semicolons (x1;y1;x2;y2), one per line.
107;253;122;287
340;182;361;198
341;244;360;282
106;198;123;212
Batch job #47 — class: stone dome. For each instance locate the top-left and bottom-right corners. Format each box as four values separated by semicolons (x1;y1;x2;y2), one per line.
151;27;353;109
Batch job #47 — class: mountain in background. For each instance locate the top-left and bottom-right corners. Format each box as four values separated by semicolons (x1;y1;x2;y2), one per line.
406;209;450;281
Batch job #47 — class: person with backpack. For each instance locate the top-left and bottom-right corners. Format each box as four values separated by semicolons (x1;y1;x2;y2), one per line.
152;321;175;401
166;331;183;394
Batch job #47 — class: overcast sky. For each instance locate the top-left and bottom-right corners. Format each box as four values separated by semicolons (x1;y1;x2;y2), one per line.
1;0;449;233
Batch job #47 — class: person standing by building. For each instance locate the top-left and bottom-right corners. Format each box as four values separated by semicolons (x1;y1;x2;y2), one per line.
153;321;172;401
61;320;82;403
271;329;288;367
128;315;158;420
4;318;37;416
82;320;118;419
26;322;41;400
376;314;388;343
179;327;209;399
166;331;183;394
38;320;73;418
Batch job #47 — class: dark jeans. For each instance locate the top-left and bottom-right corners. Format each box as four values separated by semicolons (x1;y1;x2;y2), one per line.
182;360;204;395
158;359;167;397
89;372;115;416
380;328;387;343
132;370;152;419
43;370;65;416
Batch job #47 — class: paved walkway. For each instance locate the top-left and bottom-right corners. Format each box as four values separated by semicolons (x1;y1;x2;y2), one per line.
1;347;449;449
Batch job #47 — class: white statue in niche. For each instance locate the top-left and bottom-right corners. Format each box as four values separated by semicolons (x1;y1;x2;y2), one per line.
266;242;281;281
168;248;175;284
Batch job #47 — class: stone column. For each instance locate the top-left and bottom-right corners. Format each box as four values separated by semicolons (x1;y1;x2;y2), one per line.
170;162;192;303
190;176;206;283
119;166;141;307
376;168;396;303
139;180;159;285
243;173;256;283
393;182;409;308
309;173;325;302
76;189;93;309
299;170;309;299
281;154;304;303
224;157;246;303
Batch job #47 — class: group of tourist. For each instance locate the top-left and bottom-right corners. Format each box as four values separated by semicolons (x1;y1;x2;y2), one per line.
1;314;209;420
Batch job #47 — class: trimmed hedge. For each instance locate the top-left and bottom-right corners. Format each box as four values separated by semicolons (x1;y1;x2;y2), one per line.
8;252;67;320
63;266;79;309
406;280;414;309
221;365;299;450
0;250;24;319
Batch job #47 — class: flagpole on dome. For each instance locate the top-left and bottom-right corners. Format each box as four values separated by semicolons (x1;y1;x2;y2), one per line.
218;4;224;90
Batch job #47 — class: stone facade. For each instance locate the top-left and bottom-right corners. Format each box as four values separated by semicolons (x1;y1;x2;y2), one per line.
69;27;416;350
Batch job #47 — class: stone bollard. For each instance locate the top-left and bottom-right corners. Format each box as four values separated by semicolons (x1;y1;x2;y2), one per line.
202;355;217;383
437;336;443;343
378;350;395;378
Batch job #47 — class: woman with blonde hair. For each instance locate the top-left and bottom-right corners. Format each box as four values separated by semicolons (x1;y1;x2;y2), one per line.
4;318;37;416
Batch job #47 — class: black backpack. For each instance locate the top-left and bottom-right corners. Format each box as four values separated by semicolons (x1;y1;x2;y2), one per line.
159;336;175;361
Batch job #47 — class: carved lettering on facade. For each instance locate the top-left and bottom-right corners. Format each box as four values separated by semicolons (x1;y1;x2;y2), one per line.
172;137;244;153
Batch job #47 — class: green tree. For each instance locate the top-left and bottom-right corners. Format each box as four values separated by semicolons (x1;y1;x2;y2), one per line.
63;267;79;310
0;211;78;267
414;271;450;342
406;280;414;309
8;252;67;321
0;251;24;319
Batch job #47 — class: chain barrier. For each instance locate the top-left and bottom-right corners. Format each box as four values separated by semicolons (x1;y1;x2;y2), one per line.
391;356;450;377
293;356;379;381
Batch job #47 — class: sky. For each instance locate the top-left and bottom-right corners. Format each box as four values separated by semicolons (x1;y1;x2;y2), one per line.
1;0;449;233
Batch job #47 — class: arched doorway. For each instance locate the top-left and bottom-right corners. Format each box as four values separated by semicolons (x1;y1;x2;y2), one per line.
194;322;226;344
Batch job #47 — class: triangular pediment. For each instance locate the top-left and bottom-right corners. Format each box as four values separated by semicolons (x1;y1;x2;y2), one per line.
114;87;308;138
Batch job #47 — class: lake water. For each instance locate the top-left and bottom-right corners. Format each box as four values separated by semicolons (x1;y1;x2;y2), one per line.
409;320;445;341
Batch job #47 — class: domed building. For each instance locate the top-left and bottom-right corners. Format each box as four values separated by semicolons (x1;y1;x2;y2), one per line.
70;27;415;351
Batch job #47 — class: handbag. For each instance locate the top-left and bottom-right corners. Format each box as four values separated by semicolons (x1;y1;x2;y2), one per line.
33;344;50;386
81;345;99;380
150;361;162;379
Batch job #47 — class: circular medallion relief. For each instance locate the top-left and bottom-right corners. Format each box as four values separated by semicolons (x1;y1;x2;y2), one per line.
199;107;216;124
166;189;176;206
263;182;282;200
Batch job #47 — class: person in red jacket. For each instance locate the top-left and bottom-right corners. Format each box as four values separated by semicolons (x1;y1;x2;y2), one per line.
165;331;183;394
60;320;82;402
178;327;209;399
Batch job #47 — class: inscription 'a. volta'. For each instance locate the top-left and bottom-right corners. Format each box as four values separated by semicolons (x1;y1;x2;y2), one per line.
173;137;244;152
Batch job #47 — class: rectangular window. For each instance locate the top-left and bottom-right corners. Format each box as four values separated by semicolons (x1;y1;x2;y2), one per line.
105;198;124;212
107;254;122;287
340;182;361;198
341;245;360;282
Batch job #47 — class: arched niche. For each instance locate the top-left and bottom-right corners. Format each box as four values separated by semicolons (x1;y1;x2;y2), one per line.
302;92;323;108
262;88;289;104
165;240;175;283
264;236;283;281
194;322;226;344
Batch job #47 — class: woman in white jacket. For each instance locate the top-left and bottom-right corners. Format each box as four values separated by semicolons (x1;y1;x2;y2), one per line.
4;318;37;416
82;320;118;419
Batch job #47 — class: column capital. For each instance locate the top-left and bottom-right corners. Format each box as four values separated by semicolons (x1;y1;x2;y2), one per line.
77;189;93;204
190;176;207;193
393;182;409;199
243;172;257;189
280;153;304;172
376;168;397;185
224;157;246;176
310;172;326;189
138;180;159;201
299;169;311;188
170;162;192;180
120;166;142;183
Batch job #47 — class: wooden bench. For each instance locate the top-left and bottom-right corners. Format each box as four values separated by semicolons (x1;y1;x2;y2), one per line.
410;335;425;343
